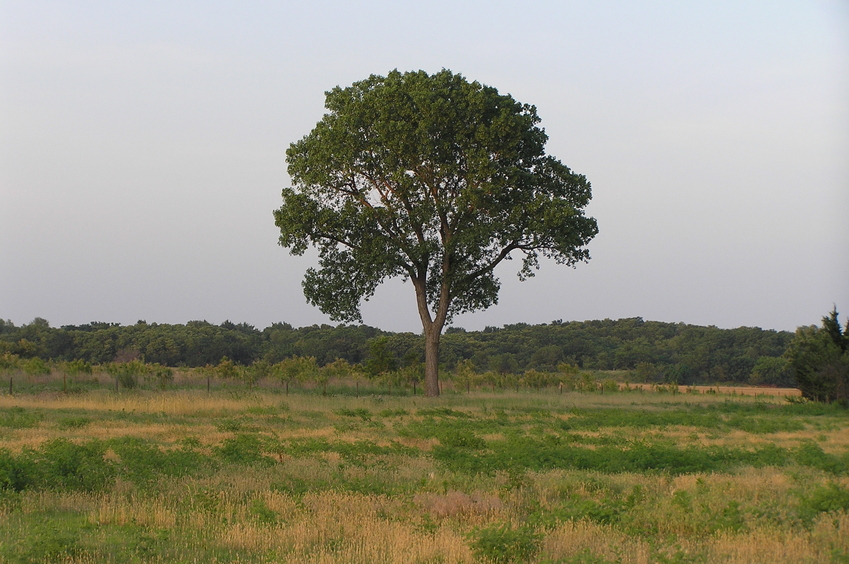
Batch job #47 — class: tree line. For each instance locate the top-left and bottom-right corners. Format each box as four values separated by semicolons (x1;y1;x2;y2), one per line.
0;317;793;385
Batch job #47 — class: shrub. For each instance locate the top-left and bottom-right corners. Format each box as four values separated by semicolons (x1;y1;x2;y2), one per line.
106;360;149;390
215;357;240;380
22;357;50;376
0;353;21;372
147;364;174;389
468;523;541;564
793;442;848;474
60;359;93;376
31;439;114;492
798;483;849;522
216;434;272;466
0;448;36;491
522;369;557;389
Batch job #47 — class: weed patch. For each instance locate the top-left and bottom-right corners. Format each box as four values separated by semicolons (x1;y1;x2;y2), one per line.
109;436;214;484
434;436;794;476
793;442;849;474
0;407;41;429
797;483;849;524
468;523;542;564
57;416;92;429
216;434;274;466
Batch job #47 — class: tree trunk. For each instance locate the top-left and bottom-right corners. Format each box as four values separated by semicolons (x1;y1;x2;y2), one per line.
413;275;447;398
424;327;440;397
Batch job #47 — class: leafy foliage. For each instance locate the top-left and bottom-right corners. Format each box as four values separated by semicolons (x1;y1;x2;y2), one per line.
275;69;597;394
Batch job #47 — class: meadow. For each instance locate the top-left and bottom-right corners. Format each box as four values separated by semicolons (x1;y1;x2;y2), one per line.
0;374;847;563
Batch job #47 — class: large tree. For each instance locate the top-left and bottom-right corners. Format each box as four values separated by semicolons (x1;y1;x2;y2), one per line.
274;69;597;396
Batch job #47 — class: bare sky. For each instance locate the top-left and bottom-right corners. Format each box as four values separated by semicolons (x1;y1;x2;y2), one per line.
1;1;848;333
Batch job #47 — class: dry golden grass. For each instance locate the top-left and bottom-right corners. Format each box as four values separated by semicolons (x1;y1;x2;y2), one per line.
0;389;279;415
208;491;476;564
415;490;505;520
620;383;802;397
543;521;650;564
92;493;178;529
538;511;848;564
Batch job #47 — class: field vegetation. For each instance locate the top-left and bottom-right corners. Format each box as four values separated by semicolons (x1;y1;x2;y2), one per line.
0;371;846;563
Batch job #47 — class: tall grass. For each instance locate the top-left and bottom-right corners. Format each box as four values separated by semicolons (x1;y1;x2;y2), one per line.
0;388;846;563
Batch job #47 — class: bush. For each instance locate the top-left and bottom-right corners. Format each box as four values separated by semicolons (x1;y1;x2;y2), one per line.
797;483;849;525
22;357;50;376
0;448;35;491
793;442;848;475
61;359;93;376
216;434;273;466
0;353;21;372
106;360;149;390
468;523;541;564
522;369;557;389
148;364;174;389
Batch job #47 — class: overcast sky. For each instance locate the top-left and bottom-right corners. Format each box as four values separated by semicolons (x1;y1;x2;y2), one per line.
1;1;847;334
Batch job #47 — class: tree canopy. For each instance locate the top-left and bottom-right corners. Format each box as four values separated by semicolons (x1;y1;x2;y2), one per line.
274;69;598;395
1;316;793;384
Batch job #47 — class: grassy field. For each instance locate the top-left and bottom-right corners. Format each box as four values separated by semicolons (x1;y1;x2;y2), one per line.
0;383;847;563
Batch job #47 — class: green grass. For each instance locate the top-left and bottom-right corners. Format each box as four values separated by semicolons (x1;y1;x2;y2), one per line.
0;389;846;563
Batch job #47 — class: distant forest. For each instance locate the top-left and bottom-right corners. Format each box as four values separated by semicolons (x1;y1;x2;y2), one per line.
0;317;793;385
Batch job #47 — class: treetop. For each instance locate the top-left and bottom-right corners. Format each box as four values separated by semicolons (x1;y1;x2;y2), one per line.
275;69;597;326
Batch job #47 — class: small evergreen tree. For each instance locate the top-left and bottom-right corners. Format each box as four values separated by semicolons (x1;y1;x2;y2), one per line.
785;308;849;404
